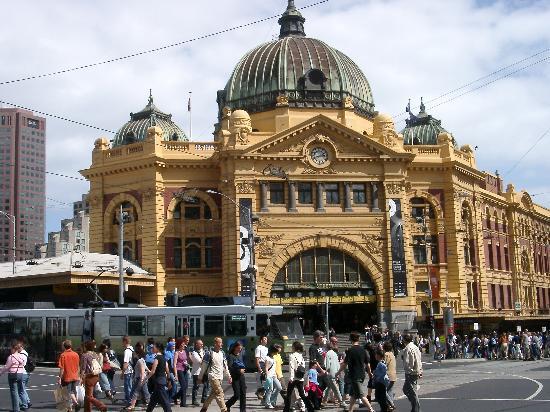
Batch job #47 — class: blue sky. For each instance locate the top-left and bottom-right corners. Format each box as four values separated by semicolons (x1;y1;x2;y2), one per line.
0;0;548;238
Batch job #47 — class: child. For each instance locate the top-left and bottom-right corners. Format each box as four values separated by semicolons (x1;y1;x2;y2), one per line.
373;349;390;412
305;360;322;410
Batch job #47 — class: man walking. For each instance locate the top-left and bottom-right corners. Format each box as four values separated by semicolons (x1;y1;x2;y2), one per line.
336;332;374;412
255;336;268;402
121;336;134;406
199;337;231;412
57;340;81;412
190;339;209;405
402;333;423;412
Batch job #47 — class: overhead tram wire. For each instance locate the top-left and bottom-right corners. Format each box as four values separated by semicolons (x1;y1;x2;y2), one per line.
0;0;329;87
503;124;550;177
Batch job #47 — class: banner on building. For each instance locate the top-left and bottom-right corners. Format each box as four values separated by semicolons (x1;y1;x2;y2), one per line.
388;199;407;296
429;266;440;299
239;198;253;297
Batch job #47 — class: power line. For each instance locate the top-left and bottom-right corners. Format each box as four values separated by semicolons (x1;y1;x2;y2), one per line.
504;124;550;177
0;1;329;87
393;47;550;119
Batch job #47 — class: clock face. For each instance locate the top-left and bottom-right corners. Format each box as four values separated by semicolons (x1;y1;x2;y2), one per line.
310;147;329;165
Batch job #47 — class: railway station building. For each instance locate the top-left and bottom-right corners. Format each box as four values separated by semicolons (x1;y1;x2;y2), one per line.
74;1;550;332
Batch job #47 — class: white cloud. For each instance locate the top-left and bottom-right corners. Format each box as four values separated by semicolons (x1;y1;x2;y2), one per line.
0;0;548;237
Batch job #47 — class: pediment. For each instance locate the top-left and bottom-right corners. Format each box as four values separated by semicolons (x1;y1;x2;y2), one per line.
241;115;412;161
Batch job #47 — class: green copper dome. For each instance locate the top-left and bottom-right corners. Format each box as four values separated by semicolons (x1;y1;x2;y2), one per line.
216;1;375;121
112;91;187;147
401;99;456;146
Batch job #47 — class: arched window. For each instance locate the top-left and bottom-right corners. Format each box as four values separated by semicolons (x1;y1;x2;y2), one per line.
493;211;499;232
485;207;491;230
502;214;507;234
112;201;138;224
410;197;435;219
173;199;212;220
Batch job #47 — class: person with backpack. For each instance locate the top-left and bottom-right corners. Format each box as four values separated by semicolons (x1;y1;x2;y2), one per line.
80;340;107;412
145;342;172;412
97;343;115;402
101;339;118;396
283;341;314;412
121;336;135;407
17;336;33;410
198;336;231;412
0;341;27;412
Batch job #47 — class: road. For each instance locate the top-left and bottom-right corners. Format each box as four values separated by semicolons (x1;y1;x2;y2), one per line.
1;355;549;411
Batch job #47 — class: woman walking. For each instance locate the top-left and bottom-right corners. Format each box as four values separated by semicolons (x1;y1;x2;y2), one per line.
263;346;282;408
283;341;314;412
80;340;107;412
0;341;26;412
383;341;397;411
98;343;115;402
226;341;247;412
145;342;172;412
123;342;151;411
174;337;191;407
102;339;117;395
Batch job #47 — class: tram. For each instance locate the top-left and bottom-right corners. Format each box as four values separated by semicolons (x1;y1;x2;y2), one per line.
0;304;304;368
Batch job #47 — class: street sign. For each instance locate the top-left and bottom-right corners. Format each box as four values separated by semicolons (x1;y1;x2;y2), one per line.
514;301;521;311
517;325;522;332
473;322;479;331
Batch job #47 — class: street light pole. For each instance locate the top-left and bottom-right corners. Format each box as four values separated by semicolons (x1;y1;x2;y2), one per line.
206;189;258;309
118;204;125;306
0;211;16;274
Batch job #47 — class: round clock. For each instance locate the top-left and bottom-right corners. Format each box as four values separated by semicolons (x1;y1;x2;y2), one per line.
310;147;329;165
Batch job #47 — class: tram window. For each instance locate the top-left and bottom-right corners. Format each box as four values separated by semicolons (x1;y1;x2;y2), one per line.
0;318;13;335
225;315;247;336
28;318;42;335
69;317;84;336
204;315;224;336
256;314;269;337
147;316;165;336
14;318;27;334
128;316;146;336
109;316;127;336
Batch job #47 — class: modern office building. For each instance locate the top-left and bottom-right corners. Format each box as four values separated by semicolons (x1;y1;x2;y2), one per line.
0;107;46;263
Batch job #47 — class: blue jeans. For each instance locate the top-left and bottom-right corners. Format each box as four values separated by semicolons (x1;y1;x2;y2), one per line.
124;373;133;405
168;372;178;400
175;370;190;405
8;373;24;412
264;376;282;407
99;372;111;392
19;372;30;408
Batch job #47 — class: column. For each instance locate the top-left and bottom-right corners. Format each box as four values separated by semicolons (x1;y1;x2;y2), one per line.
316;182;325;212
344;182;353;212
288;181;297;212
260;182;269;212
371;182;380;211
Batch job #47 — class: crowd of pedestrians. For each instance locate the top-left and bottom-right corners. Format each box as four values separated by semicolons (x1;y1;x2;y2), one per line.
0;337;34;412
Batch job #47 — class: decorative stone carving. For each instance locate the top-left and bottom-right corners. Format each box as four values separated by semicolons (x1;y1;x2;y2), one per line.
276;94;289;107
229;110;252;145
94;137;109;151
374;218;384;226
373;113;399;148
258;234;283;258
343;96;354;109
222;106;232;119
385;181;406;195
236;181;255;194
302;166;337;175
256;217;272;228
361;233;383;258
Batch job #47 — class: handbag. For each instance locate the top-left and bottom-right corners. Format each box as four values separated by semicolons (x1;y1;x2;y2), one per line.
108;357;121;371
54;386;70;411
75;384;85;406
293;355;305;379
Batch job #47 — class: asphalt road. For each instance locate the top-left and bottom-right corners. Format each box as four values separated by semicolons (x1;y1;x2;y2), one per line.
1;355;549;411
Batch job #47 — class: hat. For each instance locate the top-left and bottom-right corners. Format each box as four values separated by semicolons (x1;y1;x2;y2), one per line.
167;341;175;348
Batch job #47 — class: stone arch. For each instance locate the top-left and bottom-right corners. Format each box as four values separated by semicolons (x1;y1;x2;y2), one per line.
260;234;384;300
166;191;219;220
104;193;142;228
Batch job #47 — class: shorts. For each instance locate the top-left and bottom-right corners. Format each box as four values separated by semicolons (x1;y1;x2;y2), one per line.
62;380;78;395
350;379;365;398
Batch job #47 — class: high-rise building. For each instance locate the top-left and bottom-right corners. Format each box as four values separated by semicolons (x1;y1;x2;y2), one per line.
0;108;46;263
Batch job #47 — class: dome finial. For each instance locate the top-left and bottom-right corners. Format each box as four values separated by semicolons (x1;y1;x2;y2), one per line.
148;89;153;105
279;0;306;38
419;96;426;113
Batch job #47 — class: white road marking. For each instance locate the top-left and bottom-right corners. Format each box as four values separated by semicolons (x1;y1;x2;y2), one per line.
511;374;544;401
420;397;550;402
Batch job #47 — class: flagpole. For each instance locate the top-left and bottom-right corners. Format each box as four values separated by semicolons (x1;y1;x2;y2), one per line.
188;91;192;140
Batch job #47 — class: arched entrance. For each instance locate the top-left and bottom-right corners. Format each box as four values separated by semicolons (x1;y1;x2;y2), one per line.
269;247;378;333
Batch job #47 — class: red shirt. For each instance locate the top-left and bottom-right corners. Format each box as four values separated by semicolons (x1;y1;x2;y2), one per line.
58;349;80;382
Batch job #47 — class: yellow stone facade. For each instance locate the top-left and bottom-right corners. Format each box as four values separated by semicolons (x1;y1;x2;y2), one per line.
80;104;550;331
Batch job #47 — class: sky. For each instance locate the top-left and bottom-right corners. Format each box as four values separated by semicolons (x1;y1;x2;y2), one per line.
0;0;548;239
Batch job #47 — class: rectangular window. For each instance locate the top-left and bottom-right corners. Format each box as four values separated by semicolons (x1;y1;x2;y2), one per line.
467;282;473;307
14;318;27;334
496;244;502;270
413;236;427;264
473;282;479;308
174;238;182;269
205;238;214;268
109;316;127;336
430;236;439;263
147;316;165;336
128;316;146;336
316;248;329;282
28;317;42;335
297;183;313;204
490;284;497;308
0;318;13;335
504;246;510;271
287;257;300;283
345;255;358;282
225;315;247;336
204;315;224;336
507;285;513;309
184;206;201;219
487;243;494;269
352;184;367;204
301;250;315;283
68;317;84;336
416;281;429;293
464;243;471;266
325;183;340;204
270;182;285;204
185;238;201;268
499;284;505;309
330;249;344;282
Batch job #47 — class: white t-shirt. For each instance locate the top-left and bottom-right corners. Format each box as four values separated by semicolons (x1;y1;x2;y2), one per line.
255;344;268;364
123;346;134;375
265;355;276;378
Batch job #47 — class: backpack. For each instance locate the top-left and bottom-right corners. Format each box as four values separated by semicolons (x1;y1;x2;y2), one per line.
90;355;102;376
22;352;36;373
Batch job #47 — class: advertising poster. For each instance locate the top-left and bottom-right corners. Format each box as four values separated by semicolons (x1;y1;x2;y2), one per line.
239;198;253;296
388;199;407;296
429;266;440;299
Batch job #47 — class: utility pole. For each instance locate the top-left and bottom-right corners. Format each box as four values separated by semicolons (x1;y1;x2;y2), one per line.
118;204;125;306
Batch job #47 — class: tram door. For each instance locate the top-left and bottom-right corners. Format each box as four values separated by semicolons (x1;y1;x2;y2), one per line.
175;316;200;338
46;318;67;362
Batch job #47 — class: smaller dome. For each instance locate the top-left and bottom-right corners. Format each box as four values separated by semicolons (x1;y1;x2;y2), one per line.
230;109;250;121
374;113;394;123
400;98;456;146
112;91;187;147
